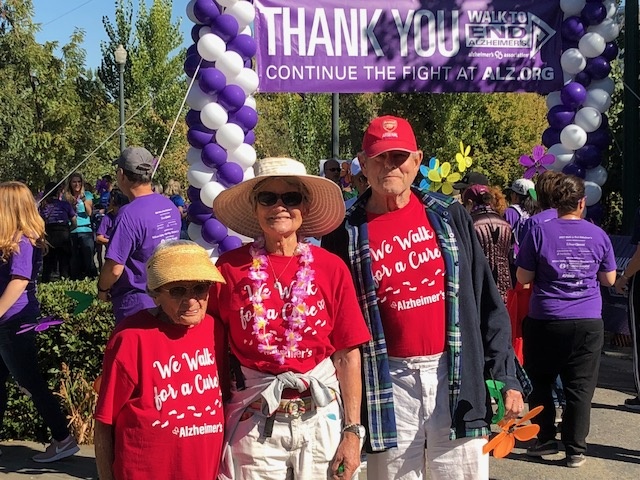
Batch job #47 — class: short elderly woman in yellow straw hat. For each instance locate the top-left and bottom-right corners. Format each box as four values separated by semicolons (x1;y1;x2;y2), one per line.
209;157;371;480
94;240;227;480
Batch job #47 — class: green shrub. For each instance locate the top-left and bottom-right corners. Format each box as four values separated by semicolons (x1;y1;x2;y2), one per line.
2;279;114;444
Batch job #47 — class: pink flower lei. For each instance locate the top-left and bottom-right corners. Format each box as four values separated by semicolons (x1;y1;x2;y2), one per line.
248;236;315;365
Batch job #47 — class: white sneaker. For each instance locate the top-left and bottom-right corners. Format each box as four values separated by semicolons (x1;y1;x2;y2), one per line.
32;436;79;463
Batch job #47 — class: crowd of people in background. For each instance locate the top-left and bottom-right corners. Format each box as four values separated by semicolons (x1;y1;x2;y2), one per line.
0;115;638;478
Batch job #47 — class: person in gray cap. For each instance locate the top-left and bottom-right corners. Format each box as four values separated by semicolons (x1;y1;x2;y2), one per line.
96;147;182;324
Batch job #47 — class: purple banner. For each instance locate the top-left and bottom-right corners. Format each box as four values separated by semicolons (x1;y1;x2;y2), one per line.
254;0;564;94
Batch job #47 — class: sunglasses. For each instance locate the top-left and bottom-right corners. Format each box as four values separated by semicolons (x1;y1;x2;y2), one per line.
159;283;211;299
325;167;340;173
256;191;304;207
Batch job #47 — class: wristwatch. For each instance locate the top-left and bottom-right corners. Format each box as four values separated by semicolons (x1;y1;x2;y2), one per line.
342;423;366;439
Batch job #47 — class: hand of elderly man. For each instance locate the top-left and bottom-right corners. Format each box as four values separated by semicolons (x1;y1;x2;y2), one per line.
503;389;525;420
330;434;361;479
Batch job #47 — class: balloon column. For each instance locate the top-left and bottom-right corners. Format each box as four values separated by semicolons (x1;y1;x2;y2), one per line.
184;0;258;259
544;0;620;222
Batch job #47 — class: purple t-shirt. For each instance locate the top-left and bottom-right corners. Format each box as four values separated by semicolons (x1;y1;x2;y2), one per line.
519;208;557;246
0;237;42;323
517;218;616;320
105;193;181;322
40;199;75;225
97;212;115;240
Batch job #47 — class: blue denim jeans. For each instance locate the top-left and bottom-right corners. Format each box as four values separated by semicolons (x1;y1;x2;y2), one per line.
0;315;69;441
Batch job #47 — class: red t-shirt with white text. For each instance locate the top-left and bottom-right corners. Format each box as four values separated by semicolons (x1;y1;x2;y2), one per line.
95;311;224;480
368;193;446;357
210;245;371;374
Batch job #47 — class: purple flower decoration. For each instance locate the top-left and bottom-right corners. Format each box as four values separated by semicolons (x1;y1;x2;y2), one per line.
519;145;555;179
16;316;64;335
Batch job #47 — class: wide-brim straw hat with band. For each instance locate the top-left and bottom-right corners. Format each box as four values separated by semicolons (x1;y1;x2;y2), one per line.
213;157;346;239
147;241;225;291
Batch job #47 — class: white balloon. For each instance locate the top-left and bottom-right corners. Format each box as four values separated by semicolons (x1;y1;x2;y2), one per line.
546;91;563;109
240;26;252;36
604;0;617;19
574;107;602;133
547;143;575;171
562;71;574;85
200;102;229;130
227;144;257;170
205;245;220;263
216;123;245;151
560;124;587;151
583;88;612;113
228;68;259;96
186;147;203;166
227;228;254;245
186;84;215;111
195;236;214;250
198;26;212;38
188;222;203;243
560;0;586;16
244;95;257;110
588;18;620;43
200;180;227;207
585;165;608;187
198;33;226;62
185;0;202;24
243;167;255;181
216;50;244;80
225;1;256;31
217;0;239;7
589;77;615;96
584;181;602;206
578;32;606;59
560;48;586;75
187;160;215;189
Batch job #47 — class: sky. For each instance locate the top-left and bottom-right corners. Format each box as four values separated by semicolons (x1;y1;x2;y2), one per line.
32;0;192;69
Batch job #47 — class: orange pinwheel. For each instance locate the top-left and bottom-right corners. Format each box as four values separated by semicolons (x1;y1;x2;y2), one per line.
483;405;543;458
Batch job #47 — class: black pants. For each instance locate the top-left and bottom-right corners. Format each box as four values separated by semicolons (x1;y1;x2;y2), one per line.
70;232;97;280
42;224;72;282
523;317;603;456
629;275;640;396
0;315;69;441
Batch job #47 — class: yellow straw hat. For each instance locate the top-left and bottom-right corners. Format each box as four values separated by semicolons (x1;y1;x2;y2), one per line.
146;240;225;291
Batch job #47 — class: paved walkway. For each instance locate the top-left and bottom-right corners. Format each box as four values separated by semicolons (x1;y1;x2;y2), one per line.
1;348;639;479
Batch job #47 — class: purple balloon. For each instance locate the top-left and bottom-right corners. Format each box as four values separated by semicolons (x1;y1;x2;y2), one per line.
586;202;604;225
542;127;562;148
244;130;256;145
561;16;585;42
602;41;619;61
219;235;243;253
585;56;611;80
212;14;239;43
191;25;202;44
574;144;603;169
587;127;610;149
184;54;202;78
230;106;258;132
244;58;253;68
574;71;592;87
202;218;229;244
188;201;213;225
199;67;226;95
227;34;257;60
581;3;606;26
202;143;228;168
560;82;588;109
186;43;198;58
562;163;586;178
547;105;576;130
187;123;215;149
217;161;244;187
187;186;201;204
194;0;221;24
218;85;246;113
185;109;202;128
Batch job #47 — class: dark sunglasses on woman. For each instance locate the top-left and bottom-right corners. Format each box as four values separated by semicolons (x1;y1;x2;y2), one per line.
256;191;303;207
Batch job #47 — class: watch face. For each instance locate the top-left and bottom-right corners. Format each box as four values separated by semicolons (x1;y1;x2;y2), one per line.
357;425;366;439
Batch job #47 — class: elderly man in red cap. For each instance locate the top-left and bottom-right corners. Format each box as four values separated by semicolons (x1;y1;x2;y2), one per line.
322;115;526;480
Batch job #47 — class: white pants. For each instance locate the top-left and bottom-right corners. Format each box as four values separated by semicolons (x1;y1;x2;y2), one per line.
367;354;488;480
229;399;343;479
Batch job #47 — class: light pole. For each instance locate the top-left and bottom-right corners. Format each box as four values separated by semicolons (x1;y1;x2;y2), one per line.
115;44;127;153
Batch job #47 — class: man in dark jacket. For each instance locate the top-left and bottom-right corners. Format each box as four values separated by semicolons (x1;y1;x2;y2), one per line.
322;115;524;480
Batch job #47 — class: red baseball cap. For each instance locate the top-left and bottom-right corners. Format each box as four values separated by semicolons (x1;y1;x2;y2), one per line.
362;115;418;158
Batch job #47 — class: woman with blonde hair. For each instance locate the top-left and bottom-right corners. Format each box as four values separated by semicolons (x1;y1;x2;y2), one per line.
0;181;79;462
65;172;97;279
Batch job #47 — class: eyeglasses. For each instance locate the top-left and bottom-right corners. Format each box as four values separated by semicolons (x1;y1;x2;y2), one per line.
159;283;211;299
325;167;340;173
255;191;304;207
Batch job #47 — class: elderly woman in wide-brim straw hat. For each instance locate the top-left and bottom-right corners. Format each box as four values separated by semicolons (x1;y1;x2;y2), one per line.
94;240;227;480
209;158;371;480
